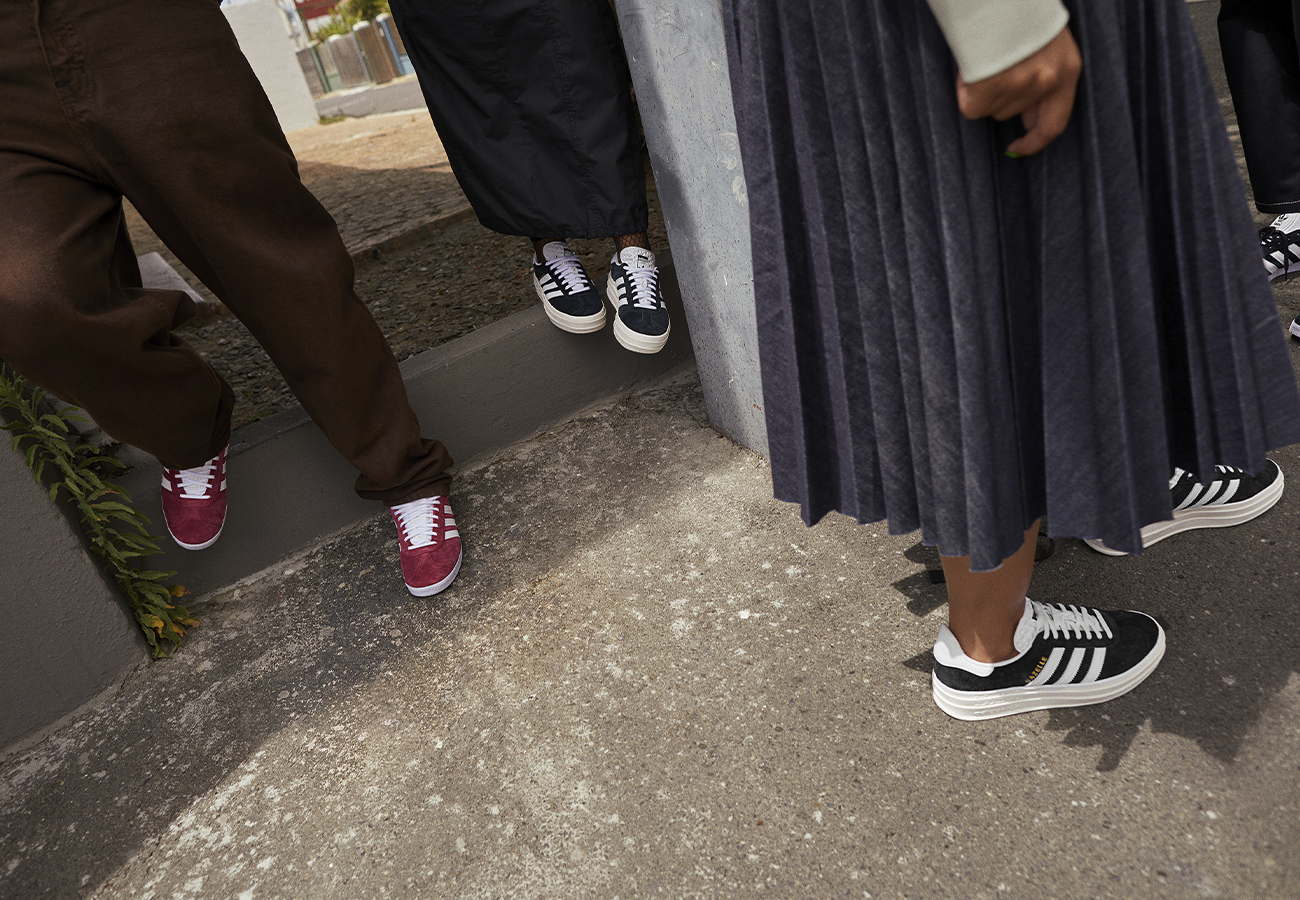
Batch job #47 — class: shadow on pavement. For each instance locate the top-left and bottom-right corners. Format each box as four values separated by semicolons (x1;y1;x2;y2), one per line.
886;457;1300;774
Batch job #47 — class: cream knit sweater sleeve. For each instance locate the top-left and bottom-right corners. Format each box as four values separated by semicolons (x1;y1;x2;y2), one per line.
924;0;1070;82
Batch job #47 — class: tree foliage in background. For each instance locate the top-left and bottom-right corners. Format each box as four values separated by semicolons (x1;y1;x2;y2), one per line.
312;0;391;40
0;368;197;658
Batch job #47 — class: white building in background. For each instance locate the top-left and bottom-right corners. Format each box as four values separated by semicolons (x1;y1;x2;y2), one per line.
221;0;320;133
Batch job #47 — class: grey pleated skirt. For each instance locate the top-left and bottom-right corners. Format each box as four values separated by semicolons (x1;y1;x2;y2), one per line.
723;0;1300;570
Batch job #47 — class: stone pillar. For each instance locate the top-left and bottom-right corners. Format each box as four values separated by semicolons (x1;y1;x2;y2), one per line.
353;20;398;85
0;428;145;753
327;33;372;89
612;0;767;454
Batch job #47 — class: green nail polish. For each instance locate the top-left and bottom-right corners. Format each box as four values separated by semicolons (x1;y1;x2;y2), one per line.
1005;150;1020;159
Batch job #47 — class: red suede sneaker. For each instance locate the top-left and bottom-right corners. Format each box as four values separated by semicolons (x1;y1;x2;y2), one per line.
160;445;228;550
389;495;462;597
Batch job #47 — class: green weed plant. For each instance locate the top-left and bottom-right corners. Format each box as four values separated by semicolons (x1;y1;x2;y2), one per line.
0;369;197;657
312;0;390;40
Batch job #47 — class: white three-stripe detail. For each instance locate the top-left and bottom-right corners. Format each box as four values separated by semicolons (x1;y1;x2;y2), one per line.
1027;647;1107;686
1082;647;1106;683
1056;647;1087;685
537;274;566;299
1176;476;1242;510
1176;482;1205;510
1204;478;1240;505
1028;647;1065;686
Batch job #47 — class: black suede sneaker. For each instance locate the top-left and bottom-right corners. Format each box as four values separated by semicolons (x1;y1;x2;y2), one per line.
533;241;606;334
1260;214;1300;281
932;599;1165;721
1084;460;1284;556
1290;315;1300;341
606;246;670;354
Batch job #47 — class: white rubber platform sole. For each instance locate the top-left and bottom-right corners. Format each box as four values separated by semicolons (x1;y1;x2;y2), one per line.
1083;466;1284;556
932;624;1166;721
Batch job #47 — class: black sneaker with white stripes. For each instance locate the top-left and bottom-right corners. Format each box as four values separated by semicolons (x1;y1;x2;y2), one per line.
932;599;1165;721
1260;213;1300;281
533;241;606;334
1084;460;1284;556
1290;315;1300;341
607;246;670;354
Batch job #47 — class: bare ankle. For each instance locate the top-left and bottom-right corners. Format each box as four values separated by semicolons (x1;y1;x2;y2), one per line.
950;629;1018;664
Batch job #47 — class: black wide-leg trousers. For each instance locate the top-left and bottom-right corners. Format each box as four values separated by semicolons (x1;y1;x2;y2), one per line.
1220;0;1300;212
388;0;647;239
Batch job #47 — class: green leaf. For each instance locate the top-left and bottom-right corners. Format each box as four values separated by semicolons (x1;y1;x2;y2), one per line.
90;501;137;515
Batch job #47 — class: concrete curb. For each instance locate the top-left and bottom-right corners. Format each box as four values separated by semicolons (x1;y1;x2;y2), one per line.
348;204;475;261
314;75;426;120
0;421;148;753
118;253;694;596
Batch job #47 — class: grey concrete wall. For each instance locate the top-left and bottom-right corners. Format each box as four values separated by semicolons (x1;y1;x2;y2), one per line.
223;0;320;134
0;433;145;754
613;0;768;455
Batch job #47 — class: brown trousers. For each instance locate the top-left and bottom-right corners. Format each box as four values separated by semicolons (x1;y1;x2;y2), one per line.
0;0;451;503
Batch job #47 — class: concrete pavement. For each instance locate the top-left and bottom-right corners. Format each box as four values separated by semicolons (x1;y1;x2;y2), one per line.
2;3;1299;898
2;369;1300;899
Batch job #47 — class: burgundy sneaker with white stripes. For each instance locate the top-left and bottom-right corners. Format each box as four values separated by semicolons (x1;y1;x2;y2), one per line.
160;445;229;550
390;495;462;597
932;599;1166;721
1084;460;1284;556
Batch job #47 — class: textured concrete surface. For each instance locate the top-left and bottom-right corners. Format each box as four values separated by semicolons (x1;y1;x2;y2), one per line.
4;5;1300;898
3;370;1300;899
616;0;768;454
0;433;146;751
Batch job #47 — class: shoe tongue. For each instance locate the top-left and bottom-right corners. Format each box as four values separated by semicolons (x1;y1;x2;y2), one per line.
618;246;655;269
1012;599;1038;654
1273;213;1300;234
541;241;572;261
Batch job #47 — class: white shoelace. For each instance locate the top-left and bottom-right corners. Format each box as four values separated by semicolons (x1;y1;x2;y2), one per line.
1030;600;1113;642
542;251;591;294
622;263;660;310
1260;224;1300;273
174;458;218;499
392;497;443;549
